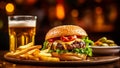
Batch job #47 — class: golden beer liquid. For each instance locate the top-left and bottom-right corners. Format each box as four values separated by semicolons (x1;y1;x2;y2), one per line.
9;26;36;51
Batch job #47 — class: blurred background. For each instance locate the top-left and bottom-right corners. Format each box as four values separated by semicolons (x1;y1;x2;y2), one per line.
0;0;120;50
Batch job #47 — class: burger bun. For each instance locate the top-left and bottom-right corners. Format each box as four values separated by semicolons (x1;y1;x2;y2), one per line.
45;25;87;40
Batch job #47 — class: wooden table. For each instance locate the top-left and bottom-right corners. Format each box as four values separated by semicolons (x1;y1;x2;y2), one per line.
0;51;120;68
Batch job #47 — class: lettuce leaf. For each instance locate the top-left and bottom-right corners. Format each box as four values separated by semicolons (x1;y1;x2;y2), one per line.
72;37;93;56
72;46;92;56
82;37;94;46
42;37;93;56
42;41;49;50
82;37;93;56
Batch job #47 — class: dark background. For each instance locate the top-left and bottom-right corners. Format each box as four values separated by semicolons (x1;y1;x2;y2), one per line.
0;0;120;50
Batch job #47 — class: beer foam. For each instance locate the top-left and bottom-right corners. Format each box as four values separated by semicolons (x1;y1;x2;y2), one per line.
9;20;36;27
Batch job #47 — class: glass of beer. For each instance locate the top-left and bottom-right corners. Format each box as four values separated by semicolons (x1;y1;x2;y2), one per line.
8;15;37;51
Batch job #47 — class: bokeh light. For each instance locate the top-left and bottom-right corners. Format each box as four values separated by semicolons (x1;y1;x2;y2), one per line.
5;3;14;13
56;4;65;20
95;7;102;15
71;9;79;18
26;0;37;5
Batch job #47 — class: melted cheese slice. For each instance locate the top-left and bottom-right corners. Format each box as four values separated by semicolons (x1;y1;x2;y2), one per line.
52;38;82;50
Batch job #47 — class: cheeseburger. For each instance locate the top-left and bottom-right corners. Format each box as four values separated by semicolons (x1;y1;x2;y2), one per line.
42;25;93;61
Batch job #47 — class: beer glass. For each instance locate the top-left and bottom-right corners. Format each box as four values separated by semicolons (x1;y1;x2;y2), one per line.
8;15;37;51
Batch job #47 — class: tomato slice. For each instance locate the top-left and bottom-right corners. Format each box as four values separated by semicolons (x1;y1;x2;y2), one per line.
68;35;77;41
49;35;78;42
60;36;69;42
48;38;54;42
60;35;77;42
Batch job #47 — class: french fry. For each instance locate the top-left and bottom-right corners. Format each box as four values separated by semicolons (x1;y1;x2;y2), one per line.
27;49;40;55
5;44;60;62
18;49;40;60
6;45;41;57
32;49;41;58
51;52;60;57
39;55;60;62
40;49;49;53
17;42;33;50
13;45;41;56
52;52;87;61
28;54;39;61
19;54;29;60
32;49;59;61
39;52;52;57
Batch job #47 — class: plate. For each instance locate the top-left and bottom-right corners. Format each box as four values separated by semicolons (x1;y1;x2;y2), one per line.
90;46;120;55
4;55;120;66
91;46;120;48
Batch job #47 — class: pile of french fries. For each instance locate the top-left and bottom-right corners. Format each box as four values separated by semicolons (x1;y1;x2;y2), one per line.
5;42;60;62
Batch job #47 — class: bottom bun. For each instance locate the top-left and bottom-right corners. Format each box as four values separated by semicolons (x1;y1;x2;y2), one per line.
51;52;87;61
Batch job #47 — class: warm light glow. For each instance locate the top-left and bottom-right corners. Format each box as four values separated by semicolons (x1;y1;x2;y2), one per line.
10;35;15;51
109;6;117;22
5;3;14;12
21;35;25;45
71;9;79;17
95;0;102;3
26;0;37;5
15;0;24;4
95;7;102;15
56;4;65;20
0;20;3;29
78;0;85;4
